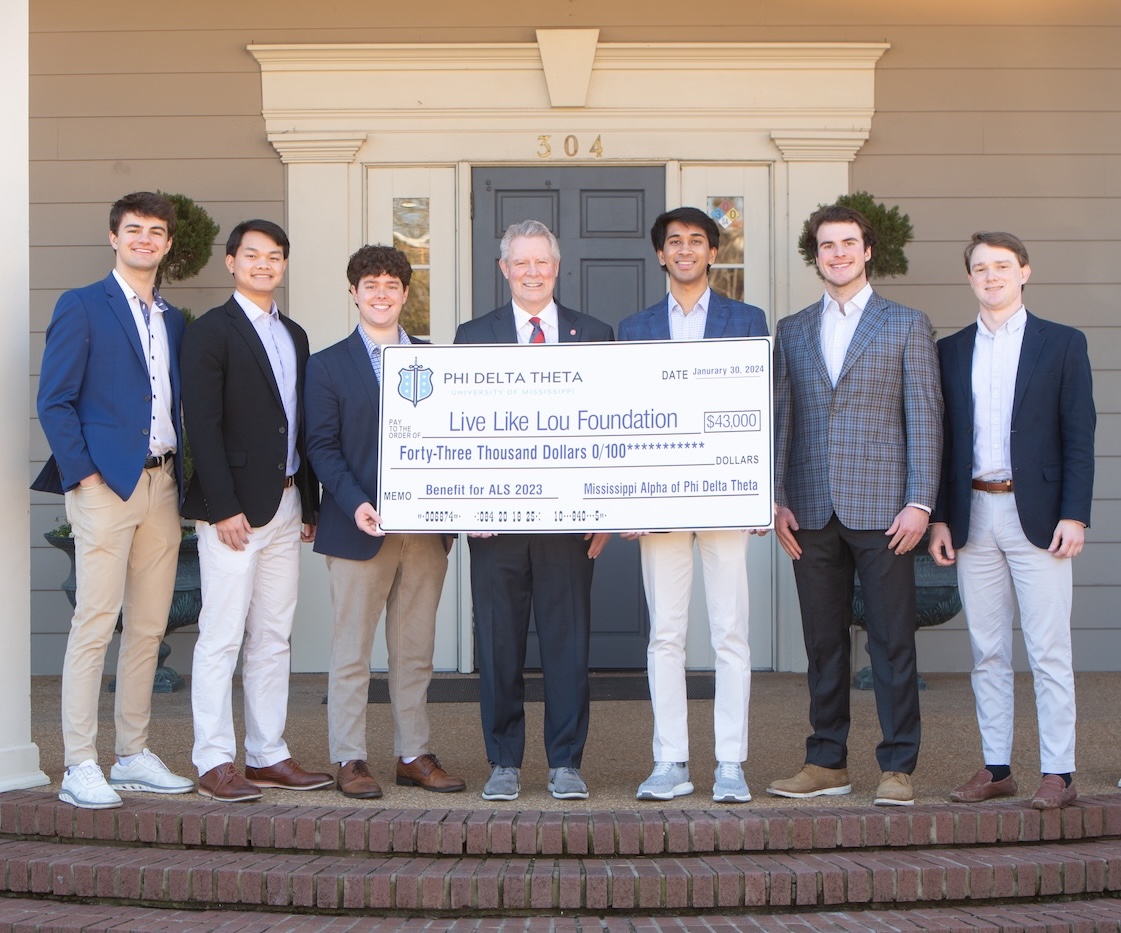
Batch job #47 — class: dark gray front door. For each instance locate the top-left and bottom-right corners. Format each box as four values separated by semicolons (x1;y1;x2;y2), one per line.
471;165;666;668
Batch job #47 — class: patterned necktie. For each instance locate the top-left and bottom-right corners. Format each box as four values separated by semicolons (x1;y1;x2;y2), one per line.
528;316;546;344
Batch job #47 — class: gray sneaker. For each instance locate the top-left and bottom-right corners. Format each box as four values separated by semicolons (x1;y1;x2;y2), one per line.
548;766;589;800
713;761;751;803
481;765;520;801
636;761;693;800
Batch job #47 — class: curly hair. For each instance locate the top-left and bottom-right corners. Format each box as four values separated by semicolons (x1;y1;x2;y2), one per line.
798;204;877;260
347;244;413;288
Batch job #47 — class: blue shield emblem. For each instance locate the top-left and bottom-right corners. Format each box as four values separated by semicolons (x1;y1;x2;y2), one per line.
397;361;434;407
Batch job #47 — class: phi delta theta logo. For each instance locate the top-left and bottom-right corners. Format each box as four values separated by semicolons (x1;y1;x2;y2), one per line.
397;359;434;407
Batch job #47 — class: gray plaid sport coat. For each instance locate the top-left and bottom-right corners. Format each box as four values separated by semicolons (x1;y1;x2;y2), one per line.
773;291;943;532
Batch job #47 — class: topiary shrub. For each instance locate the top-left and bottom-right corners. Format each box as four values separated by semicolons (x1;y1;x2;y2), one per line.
797;190;913;280
156;192;219;288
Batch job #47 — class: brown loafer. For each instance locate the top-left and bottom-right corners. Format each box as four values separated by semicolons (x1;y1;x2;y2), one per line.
1030;774;1077;810
245;757;333;790
197;762;262;802
336;760;383;799
950;768;1018;803
396;754;466;793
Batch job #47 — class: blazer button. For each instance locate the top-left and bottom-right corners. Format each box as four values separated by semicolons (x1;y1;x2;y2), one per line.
142;428;149;435
144;395;152;402
279;426;286;434
277;464;285;471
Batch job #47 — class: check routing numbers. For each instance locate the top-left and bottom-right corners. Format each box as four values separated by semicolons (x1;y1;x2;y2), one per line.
377;338;774;533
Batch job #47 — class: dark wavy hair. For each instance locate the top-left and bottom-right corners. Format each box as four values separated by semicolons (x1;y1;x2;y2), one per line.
347;244;413;288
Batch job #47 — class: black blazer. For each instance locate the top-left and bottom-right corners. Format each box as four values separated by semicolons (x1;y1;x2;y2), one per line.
454;301;614;345
180;296;318;528
932;311;1095;550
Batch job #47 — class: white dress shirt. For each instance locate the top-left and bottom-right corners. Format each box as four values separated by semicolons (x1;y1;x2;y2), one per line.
819;282;873;387
971;306;1027;482
233;291;300;477
112;269;176;458
668;287;710;341
513;300;559;344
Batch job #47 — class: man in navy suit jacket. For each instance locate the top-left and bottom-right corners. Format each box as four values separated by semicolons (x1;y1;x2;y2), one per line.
454;220;613;803
304;244;465;800
930;232;1095;810
618;207;768;805
34;192;194;808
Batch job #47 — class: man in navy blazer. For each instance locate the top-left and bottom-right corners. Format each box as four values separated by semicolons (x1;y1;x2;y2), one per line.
34;191;194;808
930;232;1095;810
454;220;613;802
618;207;768;805
768;205;942;807
304;244;465;799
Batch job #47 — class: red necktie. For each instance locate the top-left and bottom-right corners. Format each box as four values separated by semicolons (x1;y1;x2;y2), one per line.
529;316;546;344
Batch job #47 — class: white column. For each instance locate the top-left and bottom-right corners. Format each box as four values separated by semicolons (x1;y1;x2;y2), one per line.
1;0;48;791
267;133;365;673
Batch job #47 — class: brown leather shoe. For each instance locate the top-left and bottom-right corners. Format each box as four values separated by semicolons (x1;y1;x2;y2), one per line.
396;754;466;793
197;762;263;802
950;768;1018;803
244;757;333;791
336;760;383;799
1030;774;1077;810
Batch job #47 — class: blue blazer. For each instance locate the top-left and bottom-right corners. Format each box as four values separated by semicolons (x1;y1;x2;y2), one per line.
773;292;943;531
34;273;186;500
932;312;1095;550
617;290;769;342
304;329;427;561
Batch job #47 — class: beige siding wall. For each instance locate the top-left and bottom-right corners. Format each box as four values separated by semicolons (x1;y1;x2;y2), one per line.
30;1;1120;672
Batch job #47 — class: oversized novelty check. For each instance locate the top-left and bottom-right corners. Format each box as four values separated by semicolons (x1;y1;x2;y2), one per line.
378;338;773;533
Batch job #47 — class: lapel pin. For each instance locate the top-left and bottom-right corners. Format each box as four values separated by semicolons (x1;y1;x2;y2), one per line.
570;329;577;336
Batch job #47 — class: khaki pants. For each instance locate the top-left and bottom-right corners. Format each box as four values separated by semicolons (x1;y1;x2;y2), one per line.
61;462;180;766
326;534;448;763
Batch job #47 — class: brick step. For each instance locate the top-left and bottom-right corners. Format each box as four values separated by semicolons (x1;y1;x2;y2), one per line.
2;896;1121;933
1;836;1118;913
3;791;1118;858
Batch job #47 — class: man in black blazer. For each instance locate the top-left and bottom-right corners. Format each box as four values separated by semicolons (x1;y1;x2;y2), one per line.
181;219;331;802
304;244;465;799
454;220;613;801
930;232;1095;810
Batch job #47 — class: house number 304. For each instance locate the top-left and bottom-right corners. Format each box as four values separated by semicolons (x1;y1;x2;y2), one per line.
536;134;604;159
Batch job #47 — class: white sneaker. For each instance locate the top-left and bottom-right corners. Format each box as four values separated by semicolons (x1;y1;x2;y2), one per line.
636;761;693;800
109;748;194;794
713;761;751;803
60;760;122;810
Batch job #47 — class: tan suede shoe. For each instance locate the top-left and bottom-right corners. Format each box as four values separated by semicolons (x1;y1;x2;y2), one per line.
874;770;914;806
766;764;851;798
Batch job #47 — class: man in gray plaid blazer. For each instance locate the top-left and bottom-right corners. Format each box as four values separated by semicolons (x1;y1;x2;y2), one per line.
767;205;943;806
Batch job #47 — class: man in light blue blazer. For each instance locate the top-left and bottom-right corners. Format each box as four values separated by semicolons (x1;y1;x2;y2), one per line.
768;204;942;806
304;244;465;800
619;207;768;805
34;192;194;809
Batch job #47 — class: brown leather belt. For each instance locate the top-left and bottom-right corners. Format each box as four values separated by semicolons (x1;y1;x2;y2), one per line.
284;475;295;488
972;478;1014;493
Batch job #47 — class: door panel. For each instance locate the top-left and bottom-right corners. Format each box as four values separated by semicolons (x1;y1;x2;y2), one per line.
471;165;666;668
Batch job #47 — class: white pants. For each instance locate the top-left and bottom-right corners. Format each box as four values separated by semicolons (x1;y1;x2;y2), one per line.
191;487;302;775
640;530;751;763
957;489;1076;774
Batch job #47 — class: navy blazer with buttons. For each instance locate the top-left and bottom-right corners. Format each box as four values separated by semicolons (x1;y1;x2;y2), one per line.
932;311;1095;550
617;289;769;342
304;328;427;561
34;273;186;501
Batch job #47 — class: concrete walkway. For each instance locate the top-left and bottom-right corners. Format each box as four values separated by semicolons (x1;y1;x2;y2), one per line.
27;671;1121;811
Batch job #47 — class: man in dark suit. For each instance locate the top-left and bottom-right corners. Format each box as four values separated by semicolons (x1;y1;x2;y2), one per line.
767;204;942;806
35;191;194;809
304;244;465;799
618;206;768;804
930;232;1095;810
181;219;331;802
454;219;613;801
